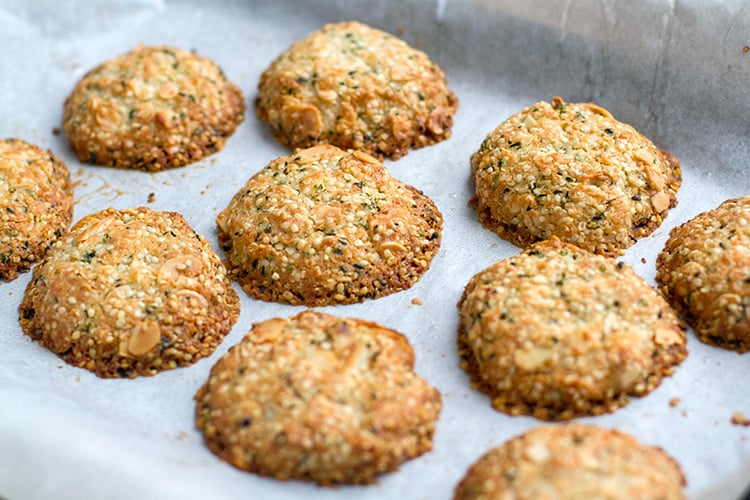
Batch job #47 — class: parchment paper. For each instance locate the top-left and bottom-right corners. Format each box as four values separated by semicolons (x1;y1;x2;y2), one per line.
1;1;749;498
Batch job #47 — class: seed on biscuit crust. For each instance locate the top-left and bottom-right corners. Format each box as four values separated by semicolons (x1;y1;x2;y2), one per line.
195;309;441;485
216;144;443;306
656;195;750;352
256;21;458;160
63;45;245;171
470;97;681;256
457;239;687;421
454;424;685;500
19;207;240;378
0;138;73;281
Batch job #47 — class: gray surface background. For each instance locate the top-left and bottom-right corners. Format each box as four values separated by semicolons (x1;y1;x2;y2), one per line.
0;0;749;498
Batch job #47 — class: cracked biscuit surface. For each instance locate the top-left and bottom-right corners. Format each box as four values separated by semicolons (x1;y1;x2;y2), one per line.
63;45;244;171
457;239;686;421
216;145;442;306
195;309;442;485
454;424;685;500
19;207;240;378
470;97;681;256
0;138;73;281
256;21;458;160
656;195;750;352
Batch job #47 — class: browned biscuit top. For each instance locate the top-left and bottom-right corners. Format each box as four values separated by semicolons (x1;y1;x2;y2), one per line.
457;239;687;421
470;97;681;256
216;144;442;306
454;424;685;500
63;45;245;171
19;206;240;378
656;195;750;352
195;309;441;485
0;138;73;281
256;21;458;160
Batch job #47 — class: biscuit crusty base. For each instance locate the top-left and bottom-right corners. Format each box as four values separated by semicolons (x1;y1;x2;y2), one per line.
657;196;750;352
470;97;681;256
0;138;73;281
457;239;687;421
63;45;245;171
19;207;240;378
217;145;442;306
195;310;441;485
256;21;458;160
454;424;685;500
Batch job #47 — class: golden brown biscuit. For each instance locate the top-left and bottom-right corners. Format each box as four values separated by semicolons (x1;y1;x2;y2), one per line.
216;145;442;306
470;97;681;256
454;424;685;500
0;138;73;281
256;21;458;160
195;309;441;485
63;45;244;171
19;207;240;378
656;195;750;352
457;239;687;421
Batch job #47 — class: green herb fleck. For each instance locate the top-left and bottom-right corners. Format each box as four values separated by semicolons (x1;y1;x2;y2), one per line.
81;250;96;263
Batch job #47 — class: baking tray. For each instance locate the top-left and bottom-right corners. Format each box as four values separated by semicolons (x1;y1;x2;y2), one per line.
1;0;749;498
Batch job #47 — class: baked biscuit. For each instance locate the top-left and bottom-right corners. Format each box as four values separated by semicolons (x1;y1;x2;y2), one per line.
195;309;441;485
0;138;73;281
63;45;244;171
470;97;681;256
216;145;442;306
256;21;458;160
457;239;686;420
656;196;750;352
454;424;685;500
19;207;240;378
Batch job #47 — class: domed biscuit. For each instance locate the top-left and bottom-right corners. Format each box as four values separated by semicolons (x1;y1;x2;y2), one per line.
216;145;442;306
656;195;750;352
256;21;458;160
0;138;73;281
63;45;244;171
195;309;441;485
454;424;685;500
457;239;686;421
19;207;240;378
470;97;681;256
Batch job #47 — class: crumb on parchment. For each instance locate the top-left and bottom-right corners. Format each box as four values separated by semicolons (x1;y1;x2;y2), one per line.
731;412;750;426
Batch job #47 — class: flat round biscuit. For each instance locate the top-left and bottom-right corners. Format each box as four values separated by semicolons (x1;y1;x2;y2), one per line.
256;21;458;160
1;138;73;281
454;424;685;500
216;144;442;306
470;97;681;256
195;309;441;485
457;239;686;420
63;45;245;171
656;196;750;352
19;207;240;378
